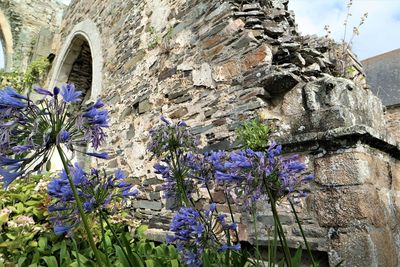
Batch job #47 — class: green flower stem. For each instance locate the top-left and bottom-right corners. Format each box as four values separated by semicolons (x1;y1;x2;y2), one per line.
72;238;82;267
289;200;317;267
56;145;104;266
99;213;111;267
268;221;278;267
251;202;262;267
225;191;240;244
170;148;191;207
266;188;292;267
101;212;144;267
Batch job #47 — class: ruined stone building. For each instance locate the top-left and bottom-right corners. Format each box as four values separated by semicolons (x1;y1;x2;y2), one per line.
2;0;400;266
0;0;65;71
362;49;400;144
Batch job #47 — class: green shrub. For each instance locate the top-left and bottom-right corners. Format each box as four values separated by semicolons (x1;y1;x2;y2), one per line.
0;174;92;266
24;57;51;89
236;118;271;151
0;70;25;92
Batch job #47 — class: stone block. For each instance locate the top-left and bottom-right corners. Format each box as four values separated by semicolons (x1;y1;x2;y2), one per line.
312;188;387;228
213;59;241;82
133;200;162;211
303;75;385;131
315;152;390;187
391;160;400;191
193;63;216;88
201;19;245;49
138;100;152;114
330;228;398;267
241;44;273;71
257;214;293;225
169;107;188;119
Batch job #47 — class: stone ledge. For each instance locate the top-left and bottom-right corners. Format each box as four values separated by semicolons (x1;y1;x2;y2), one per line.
276;125;400;159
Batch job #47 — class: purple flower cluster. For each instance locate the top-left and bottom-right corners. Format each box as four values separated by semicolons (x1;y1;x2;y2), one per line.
149;117;202;202
167;204;240;267
207;142;314;206
0;84;109;187
167;207;204;267
48;163;139;235
147;116;198;158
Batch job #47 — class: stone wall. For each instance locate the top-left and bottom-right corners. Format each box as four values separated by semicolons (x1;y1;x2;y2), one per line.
0;0;65;71
49;0;400;266
362;49;400;106
385;105;400;143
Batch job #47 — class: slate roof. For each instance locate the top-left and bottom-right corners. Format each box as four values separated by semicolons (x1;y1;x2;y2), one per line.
362;49;400;106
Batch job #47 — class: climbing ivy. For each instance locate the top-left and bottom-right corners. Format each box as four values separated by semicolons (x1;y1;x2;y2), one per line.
23;56;51;89
0;56;51;92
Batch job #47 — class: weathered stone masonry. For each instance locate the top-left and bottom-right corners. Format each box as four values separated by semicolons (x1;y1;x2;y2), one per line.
0;0;65;71
48;0;400;266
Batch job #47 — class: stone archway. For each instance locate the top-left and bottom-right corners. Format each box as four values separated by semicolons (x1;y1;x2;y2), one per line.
0;9;13;71
49;19;103;168
49;19;103;101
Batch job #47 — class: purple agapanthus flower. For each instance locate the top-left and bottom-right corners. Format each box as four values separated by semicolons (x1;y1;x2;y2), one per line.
206;143;314;206
48;164;139;235
12;145;33;154
84;151;109;159
57;129;71;144
167;207;205;267
34;87;53;96
0;84;109;187
60;84;82;103
0;87;27;108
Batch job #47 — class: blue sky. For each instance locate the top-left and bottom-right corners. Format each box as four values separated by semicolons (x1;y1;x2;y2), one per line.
289;0;400;60
0;0;398;68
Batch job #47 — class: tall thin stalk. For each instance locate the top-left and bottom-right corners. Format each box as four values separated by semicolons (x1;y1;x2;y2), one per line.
264;184;292;267
289;200;317;267
251;202;263;267
100;212;135;267
99;213;111;267
56;145;104;265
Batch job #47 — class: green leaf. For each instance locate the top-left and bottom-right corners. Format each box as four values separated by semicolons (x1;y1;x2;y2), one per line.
114;245;131;267
292;247;303;267
5;233;16;240
202;251;211;267
145;259;155;267
170;259;179;267
38;236;48;252
18;256;27;267
25;200;40;206
136;225;149;239
121;232;144;267
60;240;71;265
334;260;344;267
71;251;89;263
46;159;52;172
42;256;59;267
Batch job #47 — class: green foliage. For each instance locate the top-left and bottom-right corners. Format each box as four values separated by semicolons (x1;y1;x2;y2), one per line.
236;118;271;151
0;70;25;92
24;56;51;89
129;225;181;267
0;174;93;267
0;56;51;93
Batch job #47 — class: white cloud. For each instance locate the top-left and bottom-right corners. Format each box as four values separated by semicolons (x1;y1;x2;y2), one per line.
289;0;400;60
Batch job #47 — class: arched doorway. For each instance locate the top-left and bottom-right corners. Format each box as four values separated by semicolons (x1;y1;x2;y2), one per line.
49;19;103;168
49;19;103;101
54;35;93;102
